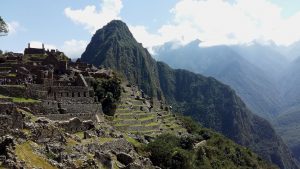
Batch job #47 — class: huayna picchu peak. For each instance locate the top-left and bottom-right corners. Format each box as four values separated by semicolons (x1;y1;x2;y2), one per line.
81;20;299;169
82;20;163;100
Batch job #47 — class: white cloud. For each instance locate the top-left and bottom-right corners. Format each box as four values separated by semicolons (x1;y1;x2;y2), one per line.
130;0;300;48
128;26;163;48
64;0;122;34
61;39;88;59
64;0;300;51
29;41;57;50
7;21;25;35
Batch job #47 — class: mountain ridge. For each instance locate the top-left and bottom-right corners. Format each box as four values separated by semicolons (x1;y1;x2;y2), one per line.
81;20;298;169
155;40;282;119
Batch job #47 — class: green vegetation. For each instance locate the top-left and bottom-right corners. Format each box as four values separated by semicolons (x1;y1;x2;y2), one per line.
274;109;300;161
81;19;298;168
0;16;8;36
7;73;16;77
12;97;40;103
98;137;114;144
145;117;278;169
0;84;25;88
0;94;9;99
92;76;121;116
81;20;162;98
75;131;84;139
17;108;37;122
15;141;57;169
0;94;40;103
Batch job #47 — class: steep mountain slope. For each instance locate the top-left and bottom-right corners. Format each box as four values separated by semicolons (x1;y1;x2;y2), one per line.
274;109;300;163
274;56;300;163
155;41;281;119
81;21;162;99
81;20;298;169
279;57;300;111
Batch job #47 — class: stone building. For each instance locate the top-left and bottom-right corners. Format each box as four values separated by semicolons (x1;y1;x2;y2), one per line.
0;43;109;122
28;71;102;122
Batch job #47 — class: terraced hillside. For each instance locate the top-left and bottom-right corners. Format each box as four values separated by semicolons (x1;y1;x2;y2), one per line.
112;84;186;136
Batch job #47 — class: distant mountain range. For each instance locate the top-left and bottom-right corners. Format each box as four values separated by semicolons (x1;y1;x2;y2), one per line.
81;20;298;169
154;39;300;164
155;40;284;120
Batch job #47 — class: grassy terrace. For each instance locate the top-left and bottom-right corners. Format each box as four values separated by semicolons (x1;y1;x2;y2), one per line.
12;97;40;103
0;94;40;103
15;141;57;169
114;115;156;122
0;84;25;88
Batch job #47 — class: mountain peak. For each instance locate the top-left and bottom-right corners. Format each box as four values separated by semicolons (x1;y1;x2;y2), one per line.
81;19;162;98
94;20;135;42
103;20;129;31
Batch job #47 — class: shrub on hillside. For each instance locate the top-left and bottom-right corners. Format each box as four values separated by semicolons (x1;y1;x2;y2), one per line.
92;76;121;116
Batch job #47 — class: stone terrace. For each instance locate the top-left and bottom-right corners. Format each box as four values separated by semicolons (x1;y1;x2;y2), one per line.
112;84;186;136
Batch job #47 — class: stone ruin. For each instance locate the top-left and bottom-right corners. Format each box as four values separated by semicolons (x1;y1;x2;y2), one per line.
0;44;115;122
0;103;24;137
57;117;95;133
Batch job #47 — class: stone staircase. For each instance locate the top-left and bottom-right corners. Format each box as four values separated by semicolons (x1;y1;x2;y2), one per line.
112;84;186;136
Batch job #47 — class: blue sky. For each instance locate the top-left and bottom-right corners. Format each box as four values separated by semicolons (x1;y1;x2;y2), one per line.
1;0;300;58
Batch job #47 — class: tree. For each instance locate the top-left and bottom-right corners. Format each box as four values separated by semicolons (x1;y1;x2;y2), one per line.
0;17;9;36
92;76;121;116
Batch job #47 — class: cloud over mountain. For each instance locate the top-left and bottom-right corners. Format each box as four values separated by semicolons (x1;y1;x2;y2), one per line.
64;0;122;34
64;0;300;50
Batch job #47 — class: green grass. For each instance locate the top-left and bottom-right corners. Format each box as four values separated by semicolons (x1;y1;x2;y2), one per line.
17;108;38;122
0;94;10;98
22;129;32;136
145;122;159;127
7;73;16;77
0;84;25;88
0;67;11;69
0;165;8;169
74;131;84;139
12;97;40;103
74;159;84;168
99;137;114;144
0;94;40;103
15;141;57;169
114;115;155;122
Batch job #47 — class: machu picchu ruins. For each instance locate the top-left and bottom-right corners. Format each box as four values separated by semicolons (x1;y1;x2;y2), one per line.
0;44;188;168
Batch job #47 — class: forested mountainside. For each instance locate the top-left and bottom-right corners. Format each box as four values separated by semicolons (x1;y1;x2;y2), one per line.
155;40;282;120
81;20;298;169
154;39;300;165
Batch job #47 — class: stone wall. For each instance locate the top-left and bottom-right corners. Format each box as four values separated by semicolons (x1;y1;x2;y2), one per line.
38;100;102;114
41;113;96;122
0;115;12;136
28;84;95;99
16;84;102;121
0;85;28;98
15;100;102;122
27;84;48;99
57;118;95;133
0;103;24;136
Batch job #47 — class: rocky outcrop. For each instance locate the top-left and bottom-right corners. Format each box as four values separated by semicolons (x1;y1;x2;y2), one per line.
117;152;134;165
